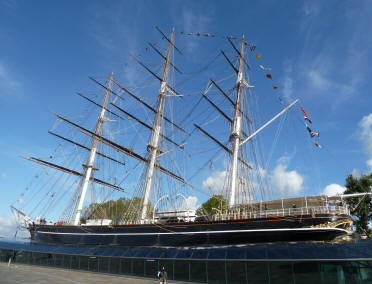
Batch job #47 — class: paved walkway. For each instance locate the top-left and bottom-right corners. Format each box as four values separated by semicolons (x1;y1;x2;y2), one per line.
0;262;182;284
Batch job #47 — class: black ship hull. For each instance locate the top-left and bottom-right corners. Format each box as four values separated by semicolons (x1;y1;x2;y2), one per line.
28;213;351;247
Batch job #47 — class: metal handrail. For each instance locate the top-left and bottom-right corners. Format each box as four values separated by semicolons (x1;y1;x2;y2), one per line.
206;205;349;221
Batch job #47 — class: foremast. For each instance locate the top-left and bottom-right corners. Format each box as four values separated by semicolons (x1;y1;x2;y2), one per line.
73;73;114;225
140;29;175;223
228;36;245;208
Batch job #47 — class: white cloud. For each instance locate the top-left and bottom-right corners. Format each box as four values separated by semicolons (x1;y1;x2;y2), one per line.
0;215;17;238
308;69;331;90
357;113;372;172
0;62;21;100
301;2;320;17
270;164;304;196
180;196;199;211
282;76;293;102
1;172;6;179
351;168;361;178
180;6;212;52
202;170;227;195
322;184;345;196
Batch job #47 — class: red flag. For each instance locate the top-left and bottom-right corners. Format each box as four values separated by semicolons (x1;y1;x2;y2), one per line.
301;106;312;123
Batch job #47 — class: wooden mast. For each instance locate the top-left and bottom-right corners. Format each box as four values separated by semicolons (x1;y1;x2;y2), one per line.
140;29;174;223
73;73;114;225
228;36;245;208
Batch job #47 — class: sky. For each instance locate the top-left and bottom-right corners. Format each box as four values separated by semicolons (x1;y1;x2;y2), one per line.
1;0;372;237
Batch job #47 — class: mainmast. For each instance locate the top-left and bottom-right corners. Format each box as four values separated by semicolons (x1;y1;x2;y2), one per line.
228;36;245;208
73;73;114;225
140;29;175;223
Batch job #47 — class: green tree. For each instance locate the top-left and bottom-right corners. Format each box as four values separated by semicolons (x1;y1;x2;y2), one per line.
81;197;153;224
344;174;372;237
196;195;228;216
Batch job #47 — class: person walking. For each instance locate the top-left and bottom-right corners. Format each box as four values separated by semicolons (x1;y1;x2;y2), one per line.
158;266;167;284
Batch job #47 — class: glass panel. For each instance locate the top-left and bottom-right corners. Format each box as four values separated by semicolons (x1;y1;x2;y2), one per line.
342;261;361;284
147;249;163;258
293;262;320;284
54;254;63;267
290;245;317;259
161;248;178;259
208;249;226;259
133;248;149;258
70;255;79;269
320;262;345;284
39;253;50;266
190;261;206;283
191;250;208;259
88;256;98;272
159;260;174;280
132;259;144;276
24;251;32;264
15;251;28;263
175;250;192;259
98;257;110;273
359;261;372;284
269;262;294;284
227;261;247;284
79;256;89;270
267;247;291;259
226;247;245;259
121;248;134;257
116;248;130;257
315;245;344;259
343;244;371;259
31;252;41;264
207;261;226;284
245;247;266;259
246;262;269;284
109;258;121;274
144;259;158;278
120;259;132;274
174;260;189;281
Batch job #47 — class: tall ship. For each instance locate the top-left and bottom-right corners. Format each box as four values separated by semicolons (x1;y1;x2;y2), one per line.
11;28;353;246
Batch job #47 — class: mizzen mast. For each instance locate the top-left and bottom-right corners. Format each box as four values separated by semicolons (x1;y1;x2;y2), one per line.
228;36;245;208
73;73;114;225
140;29;175;223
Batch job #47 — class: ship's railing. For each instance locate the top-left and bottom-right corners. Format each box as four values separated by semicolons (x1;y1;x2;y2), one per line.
210;205;350;221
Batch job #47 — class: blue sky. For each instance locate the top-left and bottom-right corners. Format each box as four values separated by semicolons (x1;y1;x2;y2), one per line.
1;1;372;236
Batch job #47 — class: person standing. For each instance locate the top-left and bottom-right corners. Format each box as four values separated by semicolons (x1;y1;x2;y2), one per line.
158;266;167;284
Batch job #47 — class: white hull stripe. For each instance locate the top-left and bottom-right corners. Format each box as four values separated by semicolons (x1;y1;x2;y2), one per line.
36;227;348;236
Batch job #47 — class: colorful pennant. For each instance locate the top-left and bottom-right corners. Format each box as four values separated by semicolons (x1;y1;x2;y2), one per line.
310;132;319;137
301;106;312;124
259;65;271;71
313;142;322;148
